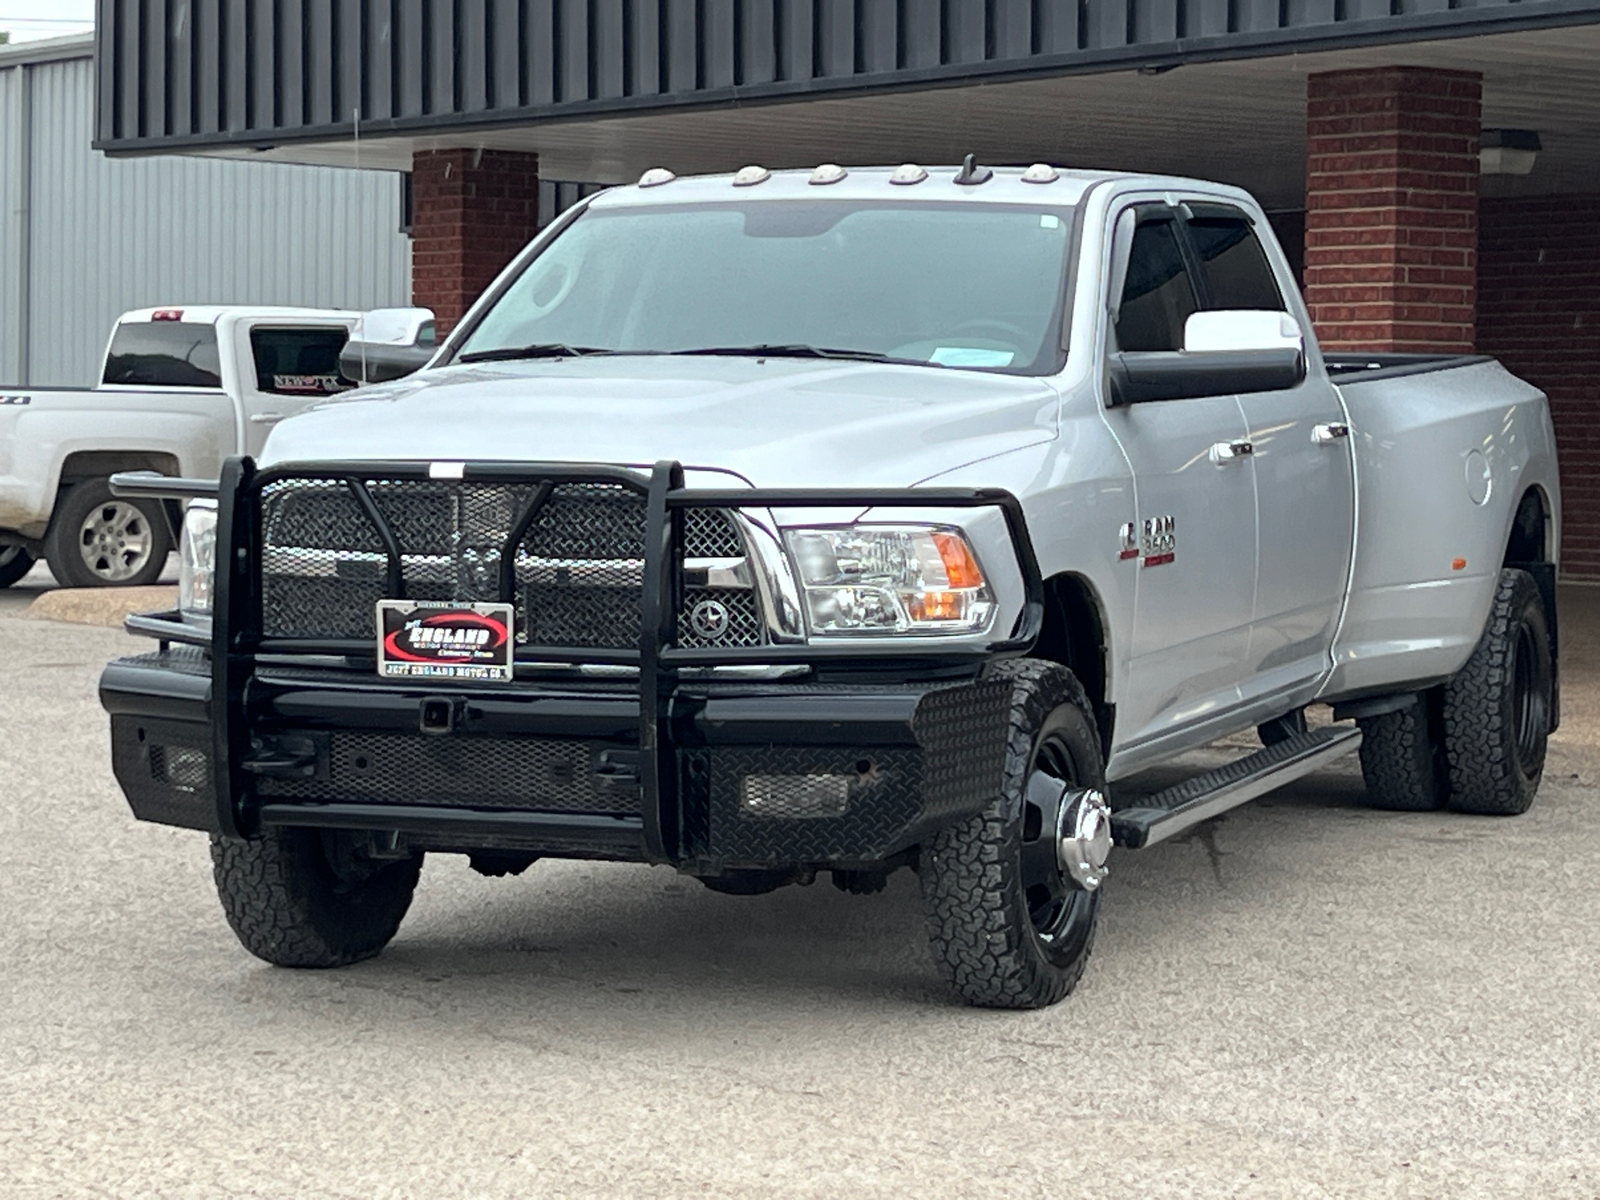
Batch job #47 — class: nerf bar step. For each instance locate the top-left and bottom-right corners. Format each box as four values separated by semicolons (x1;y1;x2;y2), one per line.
1111;724;1363;850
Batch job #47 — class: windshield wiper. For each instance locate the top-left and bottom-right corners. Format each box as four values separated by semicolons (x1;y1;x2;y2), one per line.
667;344;931;365
458;343;612;364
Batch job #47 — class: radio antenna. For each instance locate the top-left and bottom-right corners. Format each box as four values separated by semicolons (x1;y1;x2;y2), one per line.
353;105;367;384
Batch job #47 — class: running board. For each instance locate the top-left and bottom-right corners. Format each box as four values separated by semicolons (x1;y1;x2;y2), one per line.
1111;725;1363;850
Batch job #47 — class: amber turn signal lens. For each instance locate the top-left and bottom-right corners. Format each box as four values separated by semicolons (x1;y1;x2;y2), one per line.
1452;557;1467;571
905;591;967;622
931;532;985;589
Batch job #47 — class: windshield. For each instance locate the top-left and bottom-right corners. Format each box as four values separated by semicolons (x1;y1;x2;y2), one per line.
454;200;1076;374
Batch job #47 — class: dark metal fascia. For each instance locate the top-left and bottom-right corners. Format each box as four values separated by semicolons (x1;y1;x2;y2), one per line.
92;2;1600;155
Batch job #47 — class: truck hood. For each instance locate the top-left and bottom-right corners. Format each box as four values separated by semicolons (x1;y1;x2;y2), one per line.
260;357;1059;488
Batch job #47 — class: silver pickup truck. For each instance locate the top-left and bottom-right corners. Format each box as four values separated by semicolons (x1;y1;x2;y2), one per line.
0;306;431;588
100;163;1559;1010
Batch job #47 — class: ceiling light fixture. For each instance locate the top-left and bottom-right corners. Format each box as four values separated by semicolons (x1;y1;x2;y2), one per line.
1480;129;1541;176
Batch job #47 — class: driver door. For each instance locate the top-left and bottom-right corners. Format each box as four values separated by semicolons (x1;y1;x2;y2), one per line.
1100;204;1259;754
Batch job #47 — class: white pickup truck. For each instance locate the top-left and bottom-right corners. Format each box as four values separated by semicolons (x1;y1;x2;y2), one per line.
101;164;1559;1010
0;305;433;588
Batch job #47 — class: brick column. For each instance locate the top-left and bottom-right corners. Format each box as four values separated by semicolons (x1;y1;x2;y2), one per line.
1304;67;1482;353
411;149;540;335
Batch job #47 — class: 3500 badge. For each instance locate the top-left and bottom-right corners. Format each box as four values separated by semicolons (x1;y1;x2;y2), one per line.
376;601;514;682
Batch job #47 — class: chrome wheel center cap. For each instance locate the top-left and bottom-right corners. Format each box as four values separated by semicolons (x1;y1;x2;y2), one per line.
1057;787;1112;891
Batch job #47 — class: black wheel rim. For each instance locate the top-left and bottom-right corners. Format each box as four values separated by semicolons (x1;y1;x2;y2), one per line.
1512;617;1550;769
1018;726;1097;965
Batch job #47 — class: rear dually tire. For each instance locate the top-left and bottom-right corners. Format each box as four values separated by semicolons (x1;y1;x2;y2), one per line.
1441;569;1552;816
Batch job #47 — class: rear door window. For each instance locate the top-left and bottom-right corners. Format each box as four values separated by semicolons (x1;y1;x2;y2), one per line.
1187;209;1285;311
102;322;222;387
249;327;354;396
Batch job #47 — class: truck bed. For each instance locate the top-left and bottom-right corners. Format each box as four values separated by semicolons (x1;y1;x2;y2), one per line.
1322;356;1558;701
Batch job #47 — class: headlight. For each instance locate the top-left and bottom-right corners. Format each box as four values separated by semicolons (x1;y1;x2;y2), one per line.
179;499;218;617
783;525;995;636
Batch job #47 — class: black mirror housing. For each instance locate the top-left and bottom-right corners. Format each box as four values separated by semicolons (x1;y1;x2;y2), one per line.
1108;347;1306;405
339;341;434;385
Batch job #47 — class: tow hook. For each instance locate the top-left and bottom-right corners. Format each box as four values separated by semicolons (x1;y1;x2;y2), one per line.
1057;787;1112;891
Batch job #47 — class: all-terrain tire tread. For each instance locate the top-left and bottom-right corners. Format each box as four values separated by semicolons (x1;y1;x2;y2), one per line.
1441;568;1547;816
919;659;1099;1010
209;829;421;968
1357;701;1445;811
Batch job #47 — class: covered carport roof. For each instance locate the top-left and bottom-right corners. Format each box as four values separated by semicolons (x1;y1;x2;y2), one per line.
94;0;1600;207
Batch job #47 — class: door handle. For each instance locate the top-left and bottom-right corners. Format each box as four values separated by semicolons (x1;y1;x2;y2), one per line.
1209;440;1254;465
250;412;285;425
1312;422;1350;444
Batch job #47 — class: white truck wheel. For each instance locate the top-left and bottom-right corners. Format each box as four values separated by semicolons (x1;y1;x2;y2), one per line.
45;477;173;588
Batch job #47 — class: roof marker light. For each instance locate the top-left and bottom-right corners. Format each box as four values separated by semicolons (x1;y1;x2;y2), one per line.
809;163;848;186
1021;162;1060;184
732;165;771;186
889;163;928;186
638;167;676;187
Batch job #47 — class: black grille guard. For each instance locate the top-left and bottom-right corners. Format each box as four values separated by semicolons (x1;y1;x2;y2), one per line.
113;458;1046;851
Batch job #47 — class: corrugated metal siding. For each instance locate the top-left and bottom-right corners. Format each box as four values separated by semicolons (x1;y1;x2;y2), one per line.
0;62;26;382
538;179;605;225
1;51;411;387
94;0;1600;153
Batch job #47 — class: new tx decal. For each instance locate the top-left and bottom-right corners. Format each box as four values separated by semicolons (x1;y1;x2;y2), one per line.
1141;515;1176;567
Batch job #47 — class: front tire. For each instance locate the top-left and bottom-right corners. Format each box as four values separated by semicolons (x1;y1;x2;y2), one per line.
1441;569;1552;815
210;828;422;967
45;477;172;588
919;659;1104;1010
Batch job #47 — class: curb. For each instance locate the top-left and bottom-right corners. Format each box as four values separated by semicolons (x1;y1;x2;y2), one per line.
24;586;179;629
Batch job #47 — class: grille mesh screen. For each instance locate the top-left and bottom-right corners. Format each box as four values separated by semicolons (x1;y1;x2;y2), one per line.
255;731;639;813
257;476;759;651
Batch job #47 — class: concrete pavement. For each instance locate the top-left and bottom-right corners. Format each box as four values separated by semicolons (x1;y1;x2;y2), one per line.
1;584;1598;1197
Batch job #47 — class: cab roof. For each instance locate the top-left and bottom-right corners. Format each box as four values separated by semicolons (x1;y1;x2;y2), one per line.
116;305;360;326
587;164;1261;213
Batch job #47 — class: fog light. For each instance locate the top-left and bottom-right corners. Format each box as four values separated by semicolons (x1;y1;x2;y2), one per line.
740;774;850;818
153;745;209;793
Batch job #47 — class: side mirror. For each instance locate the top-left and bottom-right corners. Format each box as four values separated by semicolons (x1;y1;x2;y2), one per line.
1108;310;1306;405
339;307;437;384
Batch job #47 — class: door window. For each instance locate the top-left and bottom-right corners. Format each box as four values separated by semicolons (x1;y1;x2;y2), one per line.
1187;210;1285;312
1115;217;1199;352
249;327;355;396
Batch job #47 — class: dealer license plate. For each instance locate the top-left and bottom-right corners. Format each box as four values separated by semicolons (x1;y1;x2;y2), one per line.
376;600;515;683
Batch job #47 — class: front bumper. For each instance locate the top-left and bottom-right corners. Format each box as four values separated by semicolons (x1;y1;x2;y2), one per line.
102;457;1043;871
101;651;1016;870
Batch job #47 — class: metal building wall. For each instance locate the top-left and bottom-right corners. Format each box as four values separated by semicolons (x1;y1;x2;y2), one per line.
1;43;412;387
